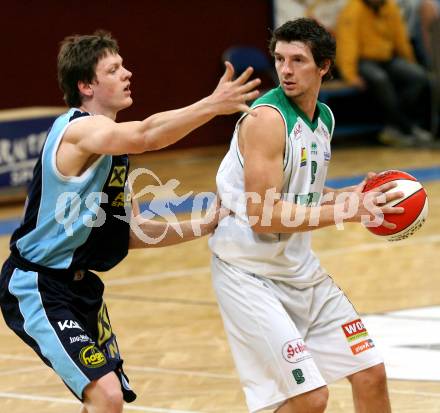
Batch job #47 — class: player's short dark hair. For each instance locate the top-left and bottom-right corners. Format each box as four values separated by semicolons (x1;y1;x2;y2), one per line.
57;30;119;107
269;18;336;81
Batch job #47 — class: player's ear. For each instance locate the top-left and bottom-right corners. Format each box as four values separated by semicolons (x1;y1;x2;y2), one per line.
78;80;93;99
319;59;331;78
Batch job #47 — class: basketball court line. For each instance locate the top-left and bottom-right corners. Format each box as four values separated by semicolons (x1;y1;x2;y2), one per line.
0;391;204;413
0;352;439;404
106;266;210;286
0;353;38;361
319;233;440;257
0;365;46;377
104;293;216;306
330;382;440;399
0;357;439;401
128;365;236;379
105;233;440;287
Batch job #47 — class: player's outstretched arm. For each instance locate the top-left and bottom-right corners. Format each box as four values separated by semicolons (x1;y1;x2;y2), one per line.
67;63;261;156
128;195;228;249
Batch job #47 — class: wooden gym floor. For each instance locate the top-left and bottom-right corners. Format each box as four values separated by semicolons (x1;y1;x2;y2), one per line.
0;144;439;412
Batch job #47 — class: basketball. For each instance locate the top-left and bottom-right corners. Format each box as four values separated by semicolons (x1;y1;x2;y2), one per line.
362;170;428;241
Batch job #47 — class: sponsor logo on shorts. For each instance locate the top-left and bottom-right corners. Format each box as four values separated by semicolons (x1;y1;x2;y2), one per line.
97;302;113;346
292;368;306;384
105;336;121;360
342;319;368;342
69;334;90;344
58;320;83;331
282;339;312;364
79;345;107;368
351;339;375;355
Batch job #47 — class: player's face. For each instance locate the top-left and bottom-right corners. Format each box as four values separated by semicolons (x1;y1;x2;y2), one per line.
274;41;327;100
91;52;133;114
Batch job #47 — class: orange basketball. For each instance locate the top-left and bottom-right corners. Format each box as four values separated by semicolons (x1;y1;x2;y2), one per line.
362;170;428;241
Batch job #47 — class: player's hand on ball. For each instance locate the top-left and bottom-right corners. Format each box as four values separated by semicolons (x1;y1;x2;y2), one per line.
361;181;405;229
361;170;428;241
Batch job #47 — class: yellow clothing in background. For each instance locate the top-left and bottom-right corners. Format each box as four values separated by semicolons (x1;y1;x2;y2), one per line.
336;0;416;83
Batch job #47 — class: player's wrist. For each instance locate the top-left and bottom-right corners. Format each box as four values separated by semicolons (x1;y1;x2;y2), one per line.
199;95;220;117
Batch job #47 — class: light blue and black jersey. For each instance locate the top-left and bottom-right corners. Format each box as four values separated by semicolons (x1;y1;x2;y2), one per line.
10;108;131;272
0;109;136;403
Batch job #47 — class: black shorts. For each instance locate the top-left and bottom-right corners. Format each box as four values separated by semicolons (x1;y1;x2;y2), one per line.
0;257;136;403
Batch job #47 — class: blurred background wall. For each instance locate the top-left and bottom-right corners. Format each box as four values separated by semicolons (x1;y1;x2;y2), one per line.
1;0;273;148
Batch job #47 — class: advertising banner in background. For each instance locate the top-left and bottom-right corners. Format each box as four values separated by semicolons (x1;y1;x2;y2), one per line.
0;107;65;201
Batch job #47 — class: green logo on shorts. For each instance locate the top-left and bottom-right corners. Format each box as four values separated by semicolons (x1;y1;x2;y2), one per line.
292;368;305;384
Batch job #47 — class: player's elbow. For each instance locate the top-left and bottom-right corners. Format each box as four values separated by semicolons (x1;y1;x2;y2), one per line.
140;131;163;151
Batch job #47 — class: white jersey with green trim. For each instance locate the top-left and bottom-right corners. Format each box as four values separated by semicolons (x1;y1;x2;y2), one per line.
209;87;335;286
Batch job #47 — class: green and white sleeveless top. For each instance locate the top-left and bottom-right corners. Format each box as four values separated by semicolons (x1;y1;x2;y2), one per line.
209;86;334;286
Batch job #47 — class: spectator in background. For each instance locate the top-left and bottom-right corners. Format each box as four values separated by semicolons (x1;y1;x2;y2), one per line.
274;0;348;33
336;0;434;146
396;0;440;66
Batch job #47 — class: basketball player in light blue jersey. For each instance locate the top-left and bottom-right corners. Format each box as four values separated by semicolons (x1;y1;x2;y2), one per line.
209;19;405;412
0;31;259;413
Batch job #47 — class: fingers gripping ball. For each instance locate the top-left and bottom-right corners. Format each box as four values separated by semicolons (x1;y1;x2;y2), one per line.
362;170;428;241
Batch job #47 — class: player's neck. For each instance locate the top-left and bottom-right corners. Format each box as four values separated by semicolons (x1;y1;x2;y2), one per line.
291;95;318;123
79;102;117;120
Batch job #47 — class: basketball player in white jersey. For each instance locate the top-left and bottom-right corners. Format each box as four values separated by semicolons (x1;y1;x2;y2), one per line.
209;19;404;413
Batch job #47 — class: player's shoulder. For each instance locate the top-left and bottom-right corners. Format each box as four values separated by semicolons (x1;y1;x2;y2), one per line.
317;101;333;118
250;87;296;124
63;112;113;141
317;101;335;135
317;101;334;121
240;107;285;153
241;105;285;132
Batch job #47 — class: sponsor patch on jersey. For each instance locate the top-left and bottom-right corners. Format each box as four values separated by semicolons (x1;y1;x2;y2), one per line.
282;338;312;364
293;122;302;139
311;142;318;155
111;191;130;207
300;147;307;167
324;151;331;161
320;125;330;140
351;339;375;355
109;166;127;187
79;345;107;368
342;318;368;342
